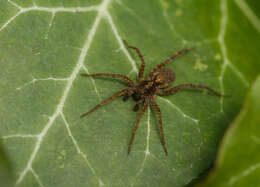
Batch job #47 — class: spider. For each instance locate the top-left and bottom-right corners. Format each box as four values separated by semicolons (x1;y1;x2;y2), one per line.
80;41;228;156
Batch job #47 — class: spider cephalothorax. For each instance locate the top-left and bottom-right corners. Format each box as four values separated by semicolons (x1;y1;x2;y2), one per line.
125;68;175;112
80;41;228;155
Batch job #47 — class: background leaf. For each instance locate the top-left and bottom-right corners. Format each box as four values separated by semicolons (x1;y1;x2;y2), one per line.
0;0;259;186
0;143;14;187
198;75;260;187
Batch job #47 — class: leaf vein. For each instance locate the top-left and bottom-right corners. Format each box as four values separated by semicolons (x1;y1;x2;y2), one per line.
2;134;39;139
104;12;138;73
31;168;45;187
16;77;69;91
158;97;199;124
132;108;151;186
234;0;260;34
82;64;101;99
228;162;260;185
0;0;99;33
44;12;55;40
60;112;96;175
218;0;249;112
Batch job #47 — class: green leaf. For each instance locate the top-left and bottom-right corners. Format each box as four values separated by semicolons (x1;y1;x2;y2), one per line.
0;0;259;186
198;75;260;187
0;143;14;187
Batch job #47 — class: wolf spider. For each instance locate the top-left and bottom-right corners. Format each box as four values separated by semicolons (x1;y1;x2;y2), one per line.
80;41;228;156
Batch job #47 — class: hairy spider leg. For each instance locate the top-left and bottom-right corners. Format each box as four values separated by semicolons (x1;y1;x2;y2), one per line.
149;48;189;77
80;88;129;118
160;84;231;97
150;100;168;156
123;40;146;81
128;102;149;155
81;73;134;86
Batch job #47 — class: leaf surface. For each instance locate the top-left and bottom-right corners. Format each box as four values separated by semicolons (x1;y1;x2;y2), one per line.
0;0;260;186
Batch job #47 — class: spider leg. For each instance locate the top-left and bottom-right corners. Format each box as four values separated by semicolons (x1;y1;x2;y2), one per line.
128;102;149;155
133;99;144;112
81;73;134;86
123;40;146;81
123;89;136;102
80;88;129;118
149;48;189;77
150;99;168;156
159;84;230;97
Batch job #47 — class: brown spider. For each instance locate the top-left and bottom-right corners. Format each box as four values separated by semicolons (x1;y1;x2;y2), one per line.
80;41;228;156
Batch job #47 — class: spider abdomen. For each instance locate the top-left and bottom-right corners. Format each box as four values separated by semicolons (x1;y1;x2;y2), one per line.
152;68;175;88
